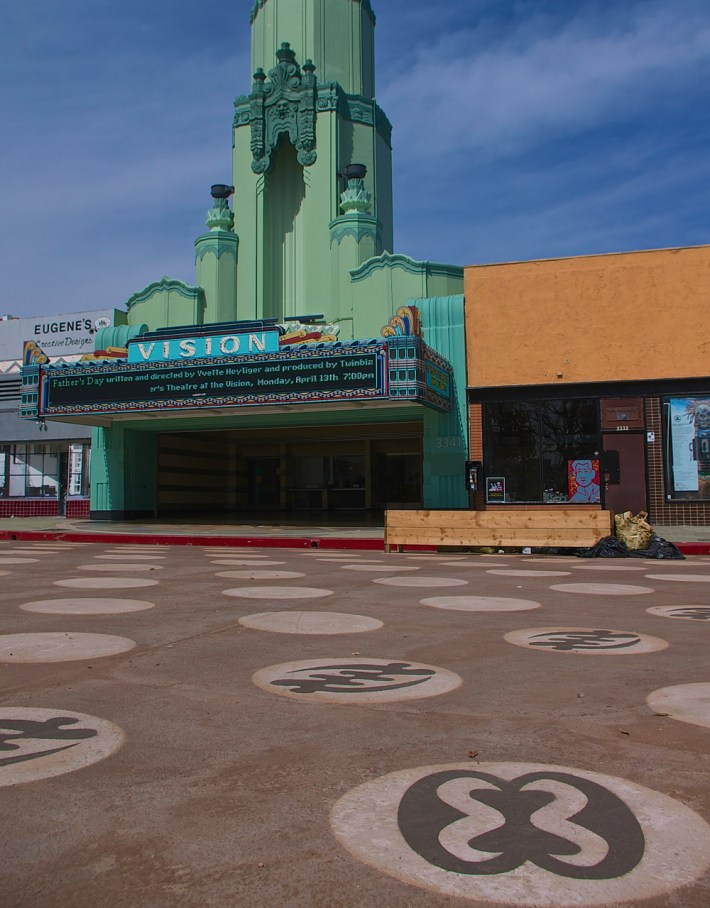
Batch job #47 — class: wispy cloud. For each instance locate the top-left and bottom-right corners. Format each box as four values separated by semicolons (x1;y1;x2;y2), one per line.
0;2;250;315
1;0;709;317
381;0;710;163
380;0;710;265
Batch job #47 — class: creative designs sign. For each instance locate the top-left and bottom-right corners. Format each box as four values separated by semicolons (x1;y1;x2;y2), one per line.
2;309;118;362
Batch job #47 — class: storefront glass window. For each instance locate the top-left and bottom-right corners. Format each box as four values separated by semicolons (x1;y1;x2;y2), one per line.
486;403;541;502
665;397;710;500
485;400;599;503
68;443;90;498
4;444;60;498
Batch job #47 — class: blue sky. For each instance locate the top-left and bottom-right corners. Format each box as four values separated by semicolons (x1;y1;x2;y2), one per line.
1;0;709;317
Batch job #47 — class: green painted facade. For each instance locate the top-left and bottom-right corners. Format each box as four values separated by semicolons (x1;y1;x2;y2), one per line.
67;0;470;516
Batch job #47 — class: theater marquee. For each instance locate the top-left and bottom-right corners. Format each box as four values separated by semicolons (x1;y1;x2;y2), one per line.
41;345;387;416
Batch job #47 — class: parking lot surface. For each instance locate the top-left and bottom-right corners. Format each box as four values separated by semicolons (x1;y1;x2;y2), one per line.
1;539;709;907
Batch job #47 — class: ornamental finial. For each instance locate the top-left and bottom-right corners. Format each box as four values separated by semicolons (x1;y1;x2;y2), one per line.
206;184;235;231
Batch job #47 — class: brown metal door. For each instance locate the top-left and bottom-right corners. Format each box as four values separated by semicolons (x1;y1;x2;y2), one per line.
602;433;648;514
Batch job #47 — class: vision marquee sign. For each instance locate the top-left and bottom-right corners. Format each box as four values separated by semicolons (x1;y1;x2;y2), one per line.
41;344;388;416
126;328;280;363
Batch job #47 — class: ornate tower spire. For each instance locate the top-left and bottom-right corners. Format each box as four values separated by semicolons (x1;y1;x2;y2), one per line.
233;0;392;327
195;184;238;323
250;0;376;98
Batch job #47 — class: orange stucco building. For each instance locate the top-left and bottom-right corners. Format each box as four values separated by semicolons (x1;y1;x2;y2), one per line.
465;245;710;526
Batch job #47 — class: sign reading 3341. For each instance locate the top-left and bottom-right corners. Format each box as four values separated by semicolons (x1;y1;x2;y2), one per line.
330;762;710;906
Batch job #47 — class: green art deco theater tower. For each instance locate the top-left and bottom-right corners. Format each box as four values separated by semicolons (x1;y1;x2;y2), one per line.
22;0;469;520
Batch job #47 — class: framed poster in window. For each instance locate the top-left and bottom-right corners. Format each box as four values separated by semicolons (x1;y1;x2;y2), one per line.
486;477;506;503
666;397;710;500
567;459;601;503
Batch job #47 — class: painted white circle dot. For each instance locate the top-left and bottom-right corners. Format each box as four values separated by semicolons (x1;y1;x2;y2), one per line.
215;569;305;580
549;583;654;596
647;683;710;729
95;554;166;561
571;563;647;571
222;586;333;600
205;552;272;558
488;569;571;577
55;577;159;589
209;559;287;566
374;576;468;588
0;633;136;663
341;564;419;572
438;560;508;568
76;563;163;572
238;611;383;635
422;596;541;612
21;598;155;615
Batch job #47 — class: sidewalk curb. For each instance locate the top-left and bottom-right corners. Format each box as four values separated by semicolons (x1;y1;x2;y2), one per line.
0;529;706;554
0;529;388;550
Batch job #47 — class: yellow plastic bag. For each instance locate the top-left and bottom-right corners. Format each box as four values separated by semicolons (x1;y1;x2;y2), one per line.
614;511;654;551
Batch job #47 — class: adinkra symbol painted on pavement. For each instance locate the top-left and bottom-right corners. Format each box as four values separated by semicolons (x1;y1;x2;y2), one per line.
668;608;710;621
398;769;645;880
528;631;640;651
0;717;98;767
271;661;434;694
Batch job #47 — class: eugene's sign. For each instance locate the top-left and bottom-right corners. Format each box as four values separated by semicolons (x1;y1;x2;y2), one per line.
127;329;280;364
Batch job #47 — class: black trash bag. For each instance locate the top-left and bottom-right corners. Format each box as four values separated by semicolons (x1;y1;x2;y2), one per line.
577;535;629;558
625;535;685;560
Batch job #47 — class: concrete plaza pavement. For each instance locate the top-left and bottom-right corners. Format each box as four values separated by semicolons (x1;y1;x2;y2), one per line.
1;539;709;907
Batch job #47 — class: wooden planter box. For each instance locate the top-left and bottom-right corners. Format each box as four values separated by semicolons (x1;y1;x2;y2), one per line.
384;507;613;552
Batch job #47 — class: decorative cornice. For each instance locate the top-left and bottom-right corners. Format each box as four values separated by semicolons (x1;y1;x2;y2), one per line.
235;83;392;148
194;233;239;263
125;278;206;310
329;214;380;247
241;42;319;173
313;87;392;147
350;252;464;283
249;0;375;26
